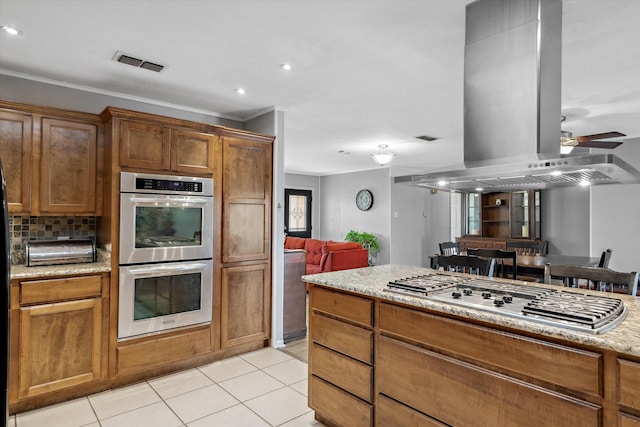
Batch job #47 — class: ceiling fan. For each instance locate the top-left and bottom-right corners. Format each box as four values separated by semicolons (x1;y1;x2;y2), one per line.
560;116;626;149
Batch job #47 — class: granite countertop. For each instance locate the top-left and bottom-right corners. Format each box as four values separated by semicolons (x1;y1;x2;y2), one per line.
302;264;640;358
10;249;112;280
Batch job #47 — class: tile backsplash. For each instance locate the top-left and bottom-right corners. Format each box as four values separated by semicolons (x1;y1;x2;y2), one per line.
9;216;98;264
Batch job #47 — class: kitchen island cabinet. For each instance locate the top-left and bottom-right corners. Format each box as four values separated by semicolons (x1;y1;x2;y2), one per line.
9;272;110;413
304;265;640;427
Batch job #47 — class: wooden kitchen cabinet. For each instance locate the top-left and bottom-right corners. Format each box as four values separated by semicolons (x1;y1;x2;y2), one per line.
464;190;541;240
115;112;216;174
0;109;32;213
9;274;109;412
618;358;640;424
39;118;99;214
309;287;374;427
0;101;103;215
377;336;599;427
221;133;272;263
219;129;274;350
220;263;271;348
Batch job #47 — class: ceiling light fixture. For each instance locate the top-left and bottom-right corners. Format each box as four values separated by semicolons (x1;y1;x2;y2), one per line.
280;63;292;71
235;88;246;95
370;144;395;166
1;25;22;36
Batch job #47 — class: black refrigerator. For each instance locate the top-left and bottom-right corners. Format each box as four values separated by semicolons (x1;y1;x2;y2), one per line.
1;158;9;426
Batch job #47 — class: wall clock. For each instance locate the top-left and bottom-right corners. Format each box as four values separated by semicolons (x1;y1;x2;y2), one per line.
356;189;373;211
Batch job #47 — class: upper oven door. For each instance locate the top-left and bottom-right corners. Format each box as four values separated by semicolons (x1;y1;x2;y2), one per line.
120;193;213;264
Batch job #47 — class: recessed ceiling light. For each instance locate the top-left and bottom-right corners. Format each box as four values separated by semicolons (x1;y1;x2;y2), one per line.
280;63;292;71
235;88;246;95
1;25;23;36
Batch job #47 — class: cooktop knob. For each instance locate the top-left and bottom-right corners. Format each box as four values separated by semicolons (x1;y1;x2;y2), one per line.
493;298;505;307
463;288;473;296
452;290;462;299
482;291;492;299
503;294;513;303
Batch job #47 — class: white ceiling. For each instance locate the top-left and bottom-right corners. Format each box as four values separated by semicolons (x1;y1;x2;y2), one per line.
1;0;639;176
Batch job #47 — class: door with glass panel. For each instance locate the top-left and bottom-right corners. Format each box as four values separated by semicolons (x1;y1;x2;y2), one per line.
284;189;312;238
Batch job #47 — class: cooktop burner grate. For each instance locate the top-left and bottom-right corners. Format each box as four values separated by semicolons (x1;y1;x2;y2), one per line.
387;273;467;295
522;291;625;329
384;275;627;334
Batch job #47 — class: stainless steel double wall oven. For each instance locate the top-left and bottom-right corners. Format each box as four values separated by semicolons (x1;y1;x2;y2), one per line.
118;172;214;339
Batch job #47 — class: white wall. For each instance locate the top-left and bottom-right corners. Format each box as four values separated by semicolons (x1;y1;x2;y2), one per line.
389;183;429;267
542;187;590;255
319;168;391;265
0;74;241;127
591;141;640;272
284;173;321;239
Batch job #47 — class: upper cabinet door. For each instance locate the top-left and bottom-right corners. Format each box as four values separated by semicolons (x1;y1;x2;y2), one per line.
171;129;216;174
119;119;171;170
0;110;32;213
221;136;272;263
40;118;98;214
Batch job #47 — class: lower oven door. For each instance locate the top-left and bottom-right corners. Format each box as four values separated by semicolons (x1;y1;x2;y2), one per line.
118;260;213;340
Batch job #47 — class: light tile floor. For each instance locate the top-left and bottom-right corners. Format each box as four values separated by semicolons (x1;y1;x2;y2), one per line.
11;347;324;427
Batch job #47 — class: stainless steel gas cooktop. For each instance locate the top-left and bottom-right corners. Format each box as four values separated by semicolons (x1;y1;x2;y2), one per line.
385;273;627;334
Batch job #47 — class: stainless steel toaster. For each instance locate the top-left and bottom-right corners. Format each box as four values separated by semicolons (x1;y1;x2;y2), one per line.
25;239;96;267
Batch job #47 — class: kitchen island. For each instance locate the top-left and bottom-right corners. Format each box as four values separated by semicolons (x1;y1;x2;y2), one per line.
303;265;640;427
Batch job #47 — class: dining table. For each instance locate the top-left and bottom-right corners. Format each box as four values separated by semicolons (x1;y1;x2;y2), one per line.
514;254;601;270
429;252;602;281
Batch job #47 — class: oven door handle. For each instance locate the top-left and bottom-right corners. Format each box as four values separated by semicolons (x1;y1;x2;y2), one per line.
126;263;210;276
129;197;211;205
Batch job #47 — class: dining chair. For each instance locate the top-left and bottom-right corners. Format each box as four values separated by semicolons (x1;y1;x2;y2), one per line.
544;264;639;296
467;248;517;280
437;254;495;277
598;248;613;268
505;240;547;256
439;241;460;256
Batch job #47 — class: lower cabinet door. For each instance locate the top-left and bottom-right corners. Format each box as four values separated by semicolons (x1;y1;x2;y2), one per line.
220;263;270;348
18;298;103;398
620;413;640;427
309;375;372;427
377;394;450;427
377;336;601;427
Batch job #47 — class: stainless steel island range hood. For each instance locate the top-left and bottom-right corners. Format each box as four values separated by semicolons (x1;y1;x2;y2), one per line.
395;0;640;192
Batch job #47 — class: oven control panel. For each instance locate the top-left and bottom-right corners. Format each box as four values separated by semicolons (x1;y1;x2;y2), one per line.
136;177;203;193
120;172;214;197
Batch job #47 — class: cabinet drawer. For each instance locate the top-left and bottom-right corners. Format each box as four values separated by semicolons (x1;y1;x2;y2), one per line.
312;287;373;327
619;359;640;411
20;275;103;305
379;303;601;396
378;394;450;427
311;312;373;364
309;375;372;427
377;336;600;427
620;413;640;427
115;327;212;376
310;342;372;402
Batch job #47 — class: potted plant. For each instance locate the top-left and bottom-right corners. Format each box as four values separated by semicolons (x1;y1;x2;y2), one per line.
345;230;380;265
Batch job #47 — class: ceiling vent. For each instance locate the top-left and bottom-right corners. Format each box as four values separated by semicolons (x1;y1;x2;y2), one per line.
113;51;165;73
415;135;438;142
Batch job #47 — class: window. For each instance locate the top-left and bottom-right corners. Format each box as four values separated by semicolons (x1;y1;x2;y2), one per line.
284;189;312;238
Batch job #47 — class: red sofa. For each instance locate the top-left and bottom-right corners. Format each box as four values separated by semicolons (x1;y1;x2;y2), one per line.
284;236;369;275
